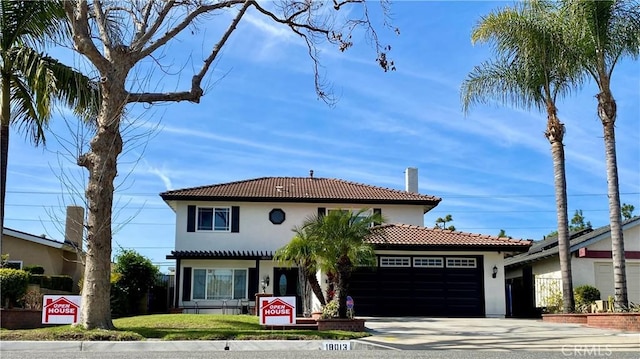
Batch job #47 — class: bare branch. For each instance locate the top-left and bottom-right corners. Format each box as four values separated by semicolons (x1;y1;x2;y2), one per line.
92;0;114;50
133;0;246;62
128;0;252;104
130;0;176;53
64;1;111;74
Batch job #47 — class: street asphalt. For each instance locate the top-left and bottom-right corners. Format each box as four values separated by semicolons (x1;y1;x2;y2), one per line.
1;317;638;352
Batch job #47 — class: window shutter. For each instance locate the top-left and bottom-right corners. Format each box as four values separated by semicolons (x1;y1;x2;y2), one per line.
248;267;258;299
187;205;196;232
231;206;240;233
318;207;326;217
373;208;382;226
182;267;192;302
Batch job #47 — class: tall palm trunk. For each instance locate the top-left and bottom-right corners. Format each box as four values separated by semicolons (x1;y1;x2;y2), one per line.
78;77;125;329
545;105;574;313
0;72;9;230
597;87;627;310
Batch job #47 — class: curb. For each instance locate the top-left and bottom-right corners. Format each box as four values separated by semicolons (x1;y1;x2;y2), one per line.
0;339;392;352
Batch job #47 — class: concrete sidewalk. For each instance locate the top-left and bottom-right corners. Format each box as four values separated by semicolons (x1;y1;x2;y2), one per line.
0;339;394;352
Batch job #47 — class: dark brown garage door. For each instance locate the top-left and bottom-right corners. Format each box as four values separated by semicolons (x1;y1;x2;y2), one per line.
348;256;485;317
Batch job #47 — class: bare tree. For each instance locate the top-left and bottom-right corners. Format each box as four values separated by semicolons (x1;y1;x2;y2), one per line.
61;0;395;329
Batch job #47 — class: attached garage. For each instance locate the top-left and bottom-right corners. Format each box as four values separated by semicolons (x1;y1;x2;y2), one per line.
349;255;485;316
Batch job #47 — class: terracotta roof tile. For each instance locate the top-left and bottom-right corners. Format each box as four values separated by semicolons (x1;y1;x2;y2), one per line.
367;224;532;249
160;177;441;205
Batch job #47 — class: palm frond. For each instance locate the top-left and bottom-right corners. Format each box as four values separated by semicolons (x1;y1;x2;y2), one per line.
9;76;47;145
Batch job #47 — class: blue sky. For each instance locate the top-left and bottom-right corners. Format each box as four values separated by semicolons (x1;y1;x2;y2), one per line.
5;1;639;272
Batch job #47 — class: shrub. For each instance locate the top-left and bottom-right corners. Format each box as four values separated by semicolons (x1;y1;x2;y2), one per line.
28;274;73;291
23;265;45;275
0;268;29;308
50;275;73;292
575;285;600;312
321;300;339;319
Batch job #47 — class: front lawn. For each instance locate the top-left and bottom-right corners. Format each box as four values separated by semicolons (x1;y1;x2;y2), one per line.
0;314;369;341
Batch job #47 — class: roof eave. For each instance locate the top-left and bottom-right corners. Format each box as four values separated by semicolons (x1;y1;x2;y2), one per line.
159;195;439;207
372;244;531;252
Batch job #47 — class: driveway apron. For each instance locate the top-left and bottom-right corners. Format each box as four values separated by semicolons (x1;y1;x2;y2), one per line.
361;317;640;351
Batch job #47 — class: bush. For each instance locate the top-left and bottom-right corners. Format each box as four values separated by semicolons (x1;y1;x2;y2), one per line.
575;285;600;312
50;275;73;292
28;274;73;291
23;265;45;274
321;300;339;319
0;268;29;308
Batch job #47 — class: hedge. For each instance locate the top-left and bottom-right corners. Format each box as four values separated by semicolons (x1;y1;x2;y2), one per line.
29;274;73;292
23;265;45;274
0;268;29;307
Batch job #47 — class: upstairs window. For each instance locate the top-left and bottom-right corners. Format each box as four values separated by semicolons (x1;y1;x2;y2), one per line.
197;207;230;231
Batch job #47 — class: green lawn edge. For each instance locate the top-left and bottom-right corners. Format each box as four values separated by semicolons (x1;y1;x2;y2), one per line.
0;314;370;341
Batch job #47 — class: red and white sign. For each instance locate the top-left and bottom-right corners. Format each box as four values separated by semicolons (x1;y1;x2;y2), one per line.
259;296;296;325
42;295;81;324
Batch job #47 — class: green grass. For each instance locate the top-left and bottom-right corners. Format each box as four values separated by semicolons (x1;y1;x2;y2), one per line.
0;314;369;341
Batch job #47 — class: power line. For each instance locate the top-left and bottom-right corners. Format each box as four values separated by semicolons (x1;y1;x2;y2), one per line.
6;189;640;198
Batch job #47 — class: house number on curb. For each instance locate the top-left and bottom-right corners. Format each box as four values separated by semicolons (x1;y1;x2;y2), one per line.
322;341;351;350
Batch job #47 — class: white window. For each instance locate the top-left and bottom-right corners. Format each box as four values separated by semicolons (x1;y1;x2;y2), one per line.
197;207;230;231
380;257;410;267
327;209;374;226
192;269;247;300
446;258;477;268
414;257;444;268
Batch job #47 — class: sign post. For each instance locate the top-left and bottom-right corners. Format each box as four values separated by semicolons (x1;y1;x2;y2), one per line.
346;296;354;318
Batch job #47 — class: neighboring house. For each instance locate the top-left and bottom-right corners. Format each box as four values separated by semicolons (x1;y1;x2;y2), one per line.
505;216;640;316
162;169;531;317
0;206;84;290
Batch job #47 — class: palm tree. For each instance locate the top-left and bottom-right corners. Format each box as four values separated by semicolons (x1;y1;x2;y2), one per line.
462;1;582;312
560;0;640;311
274;230;326;309
300;209;383;318
0;0;97;229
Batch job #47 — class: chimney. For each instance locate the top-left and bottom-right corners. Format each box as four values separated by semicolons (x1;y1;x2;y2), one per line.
65;206;84;251
405;167;418;193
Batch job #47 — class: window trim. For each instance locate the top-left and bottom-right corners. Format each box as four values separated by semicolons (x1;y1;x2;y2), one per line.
191;268;248;300
5;260;23;270
196;206;231;232
413;257;444;268
446;257;477;268
380;256;411;267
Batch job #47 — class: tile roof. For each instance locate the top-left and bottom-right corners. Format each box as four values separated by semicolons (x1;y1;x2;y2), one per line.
166;250;274;260
160;177;441;207
505;216;640;267
366;224;532;250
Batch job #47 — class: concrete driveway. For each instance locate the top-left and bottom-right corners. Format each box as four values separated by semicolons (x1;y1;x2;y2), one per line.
361;317;640;351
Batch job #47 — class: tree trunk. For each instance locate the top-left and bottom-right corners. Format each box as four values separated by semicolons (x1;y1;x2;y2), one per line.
597;89;628;310
0;71;10;231
335;255;352;318
545;108;574;313
305;269;326;307
78;78;126;329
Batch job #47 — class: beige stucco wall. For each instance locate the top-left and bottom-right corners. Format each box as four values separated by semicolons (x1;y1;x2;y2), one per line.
1;233;83;290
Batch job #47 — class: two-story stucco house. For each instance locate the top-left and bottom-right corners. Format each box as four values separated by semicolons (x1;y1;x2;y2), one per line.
162;168;531;317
